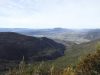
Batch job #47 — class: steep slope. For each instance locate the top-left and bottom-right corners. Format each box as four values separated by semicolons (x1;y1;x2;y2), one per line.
0;32;65;61
49;38;100;68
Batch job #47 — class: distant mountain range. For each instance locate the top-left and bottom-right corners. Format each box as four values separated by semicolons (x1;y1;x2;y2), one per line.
0;28;73;35
0;28;99;43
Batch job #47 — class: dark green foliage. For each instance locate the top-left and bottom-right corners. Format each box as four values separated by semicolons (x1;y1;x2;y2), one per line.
0;32;65;74
5;42;100;75
0;32;65;61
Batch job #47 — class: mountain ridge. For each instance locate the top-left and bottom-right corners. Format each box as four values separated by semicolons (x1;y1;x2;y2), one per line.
0;32;65;61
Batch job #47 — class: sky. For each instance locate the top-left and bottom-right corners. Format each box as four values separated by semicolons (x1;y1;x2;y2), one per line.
0;0;100;29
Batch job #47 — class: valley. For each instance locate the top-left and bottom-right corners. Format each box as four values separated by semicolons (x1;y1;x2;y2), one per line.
0;28;100;74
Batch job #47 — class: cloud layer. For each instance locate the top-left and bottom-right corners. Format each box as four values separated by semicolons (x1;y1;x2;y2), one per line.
0;0;100;28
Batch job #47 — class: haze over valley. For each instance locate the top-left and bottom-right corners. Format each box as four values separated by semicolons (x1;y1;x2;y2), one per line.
1;0;100;75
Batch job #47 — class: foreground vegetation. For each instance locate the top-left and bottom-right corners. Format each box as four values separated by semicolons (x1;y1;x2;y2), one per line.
5;43;100;75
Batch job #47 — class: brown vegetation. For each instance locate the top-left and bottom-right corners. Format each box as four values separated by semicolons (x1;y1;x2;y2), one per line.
5;43;100;75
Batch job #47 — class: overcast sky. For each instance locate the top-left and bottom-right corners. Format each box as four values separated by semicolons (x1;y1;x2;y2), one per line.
0;0;100;29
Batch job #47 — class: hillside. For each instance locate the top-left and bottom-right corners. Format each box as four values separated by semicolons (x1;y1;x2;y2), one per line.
0;32;65;61
4;34;100;75
50;38;100;68
6;43;100;75
85;29;100;40
0;31;100;74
